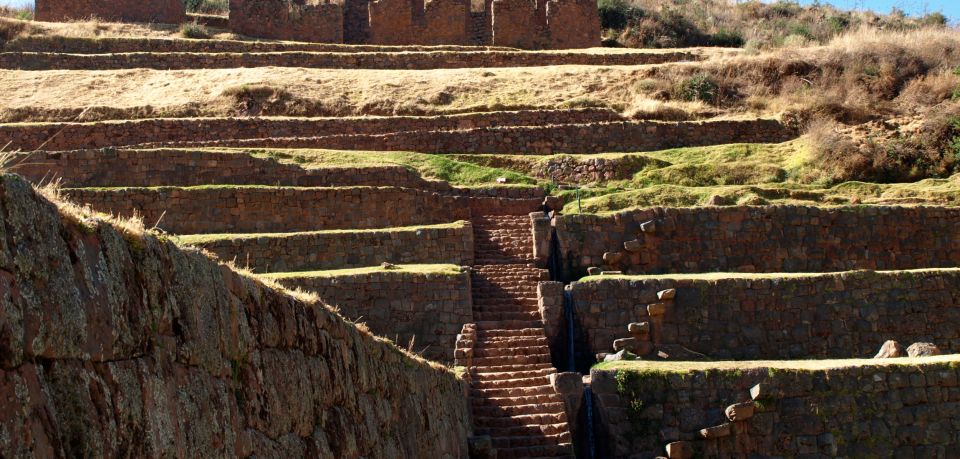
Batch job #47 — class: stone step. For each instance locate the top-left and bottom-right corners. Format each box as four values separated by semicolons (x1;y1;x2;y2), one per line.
473;311;542;322
474;422;570;438
475;336;548;347
473;344;552;358
491;432;572;449
470;384;555;398
471;401;567;418
471;373;553;390
471;412;569;430
494;442;574;459
471;353;552;366
474;320;544;330
476;328;544;339
471;364;556;378
470;393;564;409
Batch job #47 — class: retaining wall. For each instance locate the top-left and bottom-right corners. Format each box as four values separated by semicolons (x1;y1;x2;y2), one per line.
63;186;470;234
0;49;694;71
555;205;960;276
2;36;515;54
118;119;798;155
270;267;473;362
182;221;475;272
567;269;960;362
592;358;960;458
230;0;344;43
0;174;470;458
0;109;621;151
35;0;185;23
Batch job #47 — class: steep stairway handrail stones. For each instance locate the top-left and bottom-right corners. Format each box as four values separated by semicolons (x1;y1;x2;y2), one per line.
466;210;575;458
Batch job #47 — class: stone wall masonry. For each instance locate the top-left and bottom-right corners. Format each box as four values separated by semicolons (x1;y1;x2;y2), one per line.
13;149;451;189
63;186;471;234
2;36;515;54
569;269;960;362
556;205;960;276
545;0;600;49
0;109;622;151
591;358;960;458
126;119;798;154
269;268;473;362
491;0;541;49
0;49;696;71
35;0;186;23
0;174;470;457
230;0;344;43
183;221;475;272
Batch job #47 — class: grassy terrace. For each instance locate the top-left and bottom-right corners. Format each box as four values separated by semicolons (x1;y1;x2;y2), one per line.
594;354;960;373
579;267;960;283
259;263;464;279
174;221;468;245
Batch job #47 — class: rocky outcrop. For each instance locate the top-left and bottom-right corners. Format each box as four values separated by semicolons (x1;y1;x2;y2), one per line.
0;174;470;458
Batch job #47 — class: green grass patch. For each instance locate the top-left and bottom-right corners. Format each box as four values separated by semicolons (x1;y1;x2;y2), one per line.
260;263;463;279
174;221;468;245
579;267;960;283
593;354;960;373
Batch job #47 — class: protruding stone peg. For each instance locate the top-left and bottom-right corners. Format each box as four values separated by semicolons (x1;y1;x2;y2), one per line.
640;220;657;233
624;239;643;252
657;289;676;301
647;302;668;316
725;401;755;421
699;423;732;439
665;441;694;459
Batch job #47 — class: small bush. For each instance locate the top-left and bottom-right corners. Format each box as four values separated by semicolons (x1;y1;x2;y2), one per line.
674;74;719;104
181;22;211;39
922;12;948;28
0;6;32;21
710;28;745;47
183;0;229;15
597;0;643;30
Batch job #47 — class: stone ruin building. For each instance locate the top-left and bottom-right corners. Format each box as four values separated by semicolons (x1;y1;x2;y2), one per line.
230;0;599;48
37;0;600;49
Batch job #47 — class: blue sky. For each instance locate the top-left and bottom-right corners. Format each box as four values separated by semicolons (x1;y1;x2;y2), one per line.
2;0;958;21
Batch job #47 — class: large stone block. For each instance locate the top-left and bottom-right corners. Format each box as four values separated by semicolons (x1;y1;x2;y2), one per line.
36;0;186;23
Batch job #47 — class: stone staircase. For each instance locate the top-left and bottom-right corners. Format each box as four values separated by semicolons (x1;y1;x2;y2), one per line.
468;215;574;458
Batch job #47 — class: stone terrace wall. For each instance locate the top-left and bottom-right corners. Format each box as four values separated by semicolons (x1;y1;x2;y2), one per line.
186;221;475;272
569;270;960;361
63;186;471;234
272;269;473;362
556;205;960;276
2;36;514;53
133;119;798;154
230;0;344;43
592;359;960;458
0;174;470;457
0;49;696;71
13;149;453;189
0;109;622;151
35;0;186;23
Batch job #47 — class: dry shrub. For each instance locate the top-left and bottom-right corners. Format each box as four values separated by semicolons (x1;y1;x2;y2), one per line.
808;104;960;183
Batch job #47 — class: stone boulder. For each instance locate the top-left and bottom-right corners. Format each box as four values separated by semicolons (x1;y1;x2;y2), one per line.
874;340;905;358
907;342;942;357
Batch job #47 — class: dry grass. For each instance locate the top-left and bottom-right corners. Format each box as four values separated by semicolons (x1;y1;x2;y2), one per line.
595;354;960;373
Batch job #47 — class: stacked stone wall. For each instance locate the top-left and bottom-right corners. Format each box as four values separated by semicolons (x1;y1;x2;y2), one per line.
545;0;600;49
0;174;470;457
556;205;960;275
35;0;185;23
229;0;344;43
2;36;511;53
178;119;796;154
271;269;473;362
13;149;456;190
0;109;621;151
0;49;695;71
568;269;960;361
491;0;540;48
63;186;470;234
592;359;960;458
185;222;475;272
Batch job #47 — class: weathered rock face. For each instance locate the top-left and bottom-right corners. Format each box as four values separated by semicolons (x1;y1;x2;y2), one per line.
0;175;470;458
